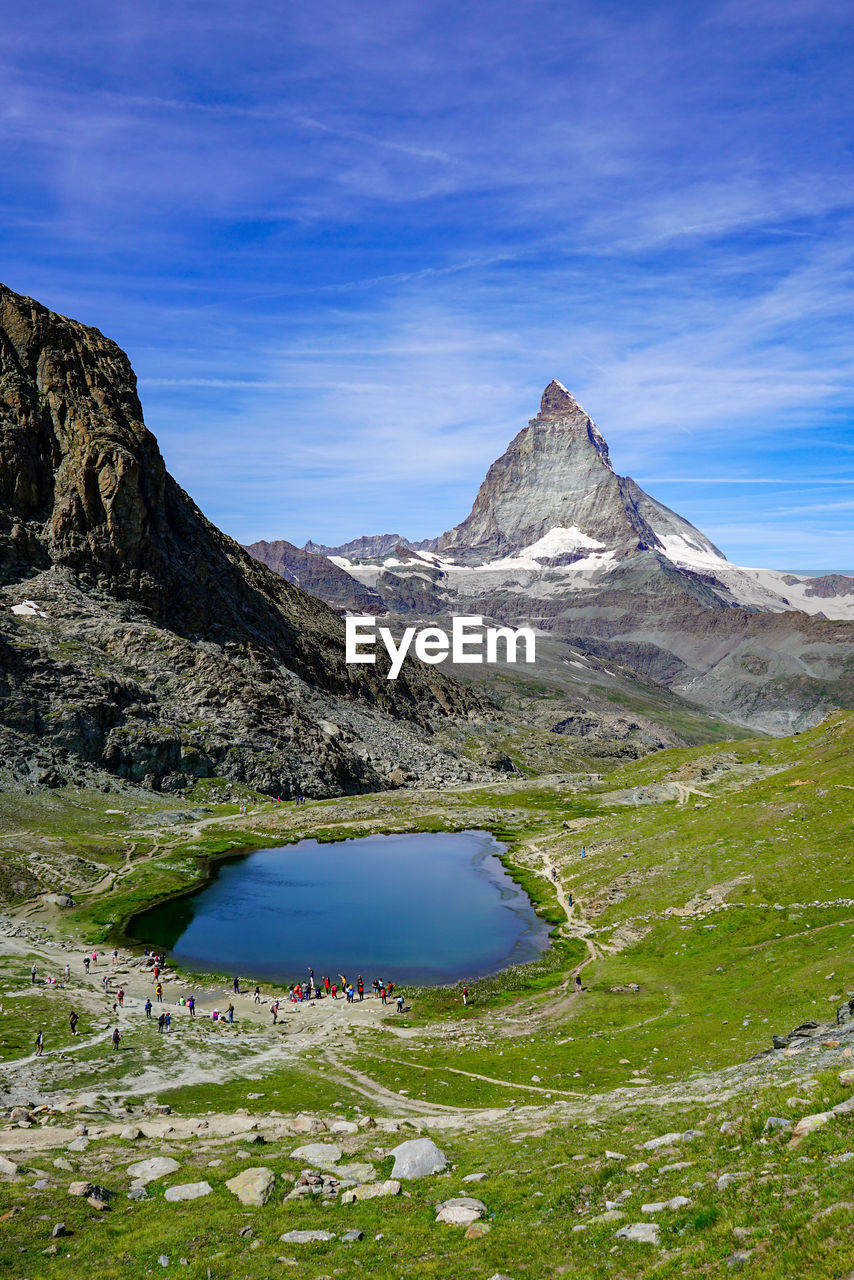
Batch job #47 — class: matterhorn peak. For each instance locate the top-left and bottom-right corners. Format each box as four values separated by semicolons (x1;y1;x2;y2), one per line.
540;379;583;415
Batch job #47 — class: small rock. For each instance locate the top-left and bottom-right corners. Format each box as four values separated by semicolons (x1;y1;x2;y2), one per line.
53;1158;73;1172
68;1181;94;1197
289;1143;342;1168
642;1132;682;1151
340;1179;401;1203
605;1150;627;1161
616;1222;659;1244
0;1156;19;1177
839;1069;854;1086
341;1229;364;1243
726;1251;753;1268
127;1186;148;1201
763;1117;791;1132
120;1126;143;1141
126;1157;180;1186
51;1223;68;1238
164;1182;213;1202
158;1255;169;1267
329;1120;359;1134
462;1171;488;1182
790;1112;834;1144
279;1229;335;1243
390;1137;447;1179
87;1196;110;1211
435;1196;487;1226
717;1172;750;1191
67;1136;89;1153
288;1114;327;1135
225;1167;275;1207
465;1221;491;1238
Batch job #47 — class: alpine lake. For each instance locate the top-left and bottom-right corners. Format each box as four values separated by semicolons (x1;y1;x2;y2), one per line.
128;829;550;986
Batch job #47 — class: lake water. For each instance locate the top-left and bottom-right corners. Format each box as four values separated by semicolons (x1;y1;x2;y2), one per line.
128;829;549;985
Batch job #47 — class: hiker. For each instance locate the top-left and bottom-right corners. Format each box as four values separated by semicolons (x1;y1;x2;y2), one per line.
165;1012;172;1032
380;985;387;1005
144;998;152;1019
153;964;160;981
103;974;109;992
396;993;404;1013
233;976;240;994
30;963;37;985
35;1029;44;1056
69;1011;79;1035
271;999;279;1024
551;867;558;882
188;996;195;1017
83;955;90;974
357;976;364;1001
568;892;573;907
155;983;163;1002
253;985;261;1004
462;985;468;1006
580;846;586;859
330;983;338;1000
323;975;330;996
112;1027;121;1050
64;962;70;983
117;987;124;1008
157;1012;166;1032
91;950;98;965
226;1003;234;1024
575;973;583;994
112;948;118;962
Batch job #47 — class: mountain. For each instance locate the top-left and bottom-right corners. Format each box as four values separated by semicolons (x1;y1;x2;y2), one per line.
0;283;492;797
284;381;854;734
438;380;725;565
243;539;384;614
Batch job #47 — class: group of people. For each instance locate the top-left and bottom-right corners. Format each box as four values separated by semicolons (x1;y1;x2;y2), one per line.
233;970;407;1017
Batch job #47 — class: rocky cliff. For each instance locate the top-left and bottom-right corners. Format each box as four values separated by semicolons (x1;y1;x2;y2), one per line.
0;284;492;796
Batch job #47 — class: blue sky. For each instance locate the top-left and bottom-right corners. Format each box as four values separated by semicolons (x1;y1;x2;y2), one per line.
2;0;853;568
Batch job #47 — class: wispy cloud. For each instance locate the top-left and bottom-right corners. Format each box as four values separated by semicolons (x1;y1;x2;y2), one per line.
1;0;852;564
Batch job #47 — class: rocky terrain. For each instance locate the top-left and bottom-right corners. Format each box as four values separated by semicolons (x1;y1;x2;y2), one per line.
261;381;854;734
0;284;497;798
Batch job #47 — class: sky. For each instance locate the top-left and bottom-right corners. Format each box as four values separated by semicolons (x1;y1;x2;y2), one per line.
1;0;853;568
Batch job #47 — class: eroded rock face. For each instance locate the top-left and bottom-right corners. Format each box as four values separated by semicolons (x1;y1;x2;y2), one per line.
0;283;493;802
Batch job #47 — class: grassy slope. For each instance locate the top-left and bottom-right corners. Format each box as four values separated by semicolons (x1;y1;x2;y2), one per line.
1;714;854;1277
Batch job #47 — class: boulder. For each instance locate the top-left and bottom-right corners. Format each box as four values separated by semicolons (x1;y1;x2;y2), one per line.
390;1137;447;1179
435;1196;487;1226
126;1157;180;1186
120;1127;144;1141
67;1136;89;1153
164;1182;213;1202
0;1156;19;1177
225;1167;275;1207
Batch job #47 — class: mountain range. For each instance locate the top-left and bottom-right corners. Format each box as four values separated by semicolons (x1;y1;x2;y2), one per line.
250;380;854;734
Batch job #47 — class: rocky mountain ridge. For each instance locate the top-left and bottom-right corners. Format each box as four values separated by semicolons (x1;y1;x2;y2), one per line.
0;283;493;796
